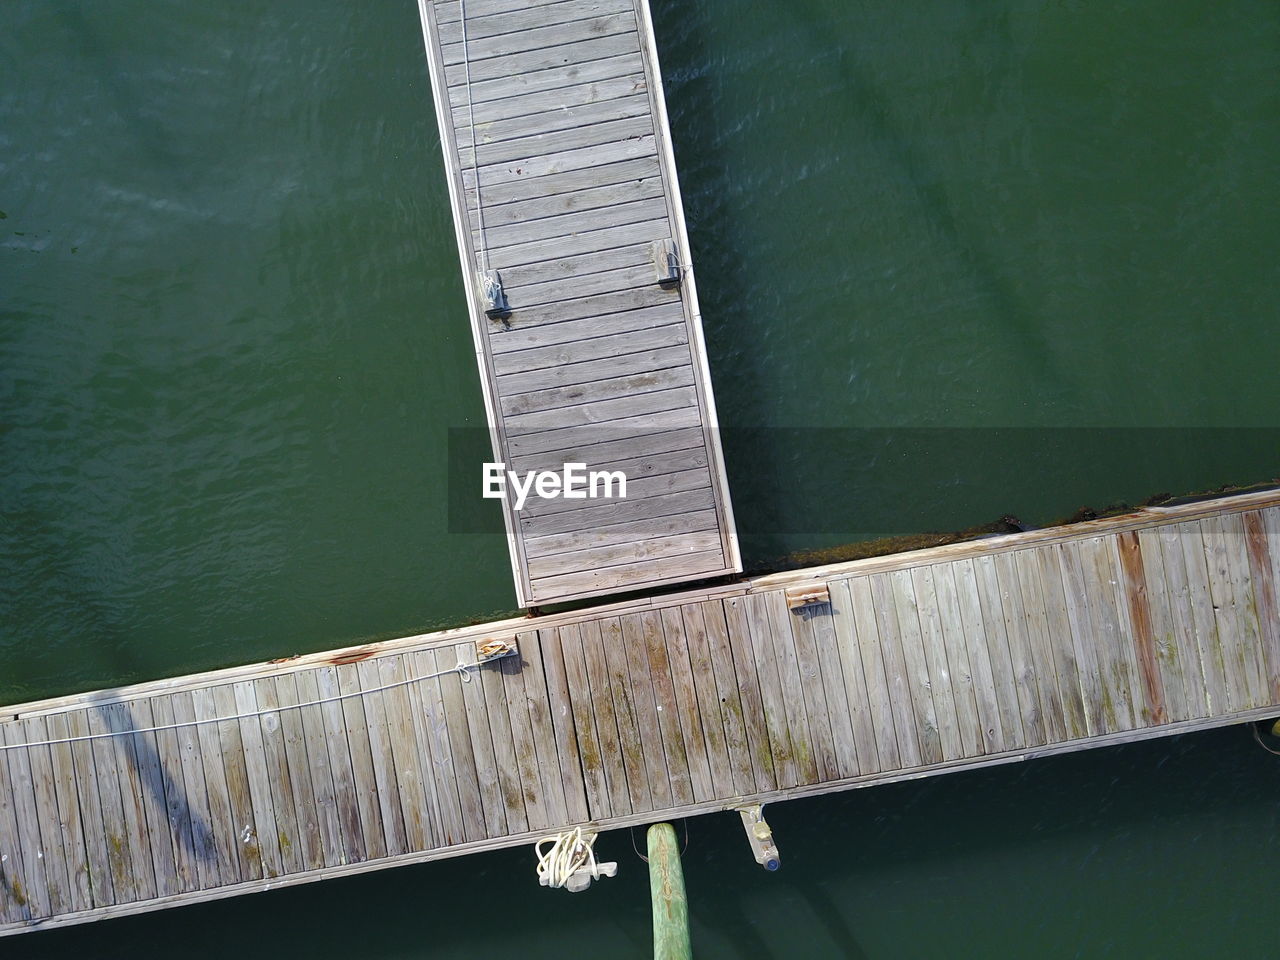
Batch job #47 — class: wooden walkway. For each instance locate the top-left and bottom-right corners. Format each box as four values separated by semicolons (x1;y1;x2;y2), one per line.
418;0;741;606
3;488;1279;936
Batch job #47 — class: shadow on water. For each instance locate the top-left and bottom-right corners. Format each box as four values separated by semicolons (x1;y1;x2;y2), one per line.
804;4;1065;390
652;0;791;563
47;1;188;181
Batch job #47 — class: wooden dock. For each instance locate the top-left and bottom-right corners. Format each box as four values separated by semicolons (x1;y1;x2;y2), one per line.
3;488;1279;936
418;0;741;606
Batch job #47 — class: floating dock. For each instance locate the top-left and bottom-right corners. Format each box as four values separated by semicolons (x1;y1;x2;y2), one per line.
3;489;1279;935
419;0;741;606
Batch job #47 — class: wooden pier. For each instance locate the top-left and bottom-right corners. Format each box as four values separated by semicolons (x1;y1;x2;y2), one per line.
3;488;1279;936
419;0;741;606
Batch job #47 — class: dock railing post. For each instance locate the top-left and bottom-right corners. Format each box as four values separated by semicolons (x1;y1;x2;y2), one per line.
647;823;691;960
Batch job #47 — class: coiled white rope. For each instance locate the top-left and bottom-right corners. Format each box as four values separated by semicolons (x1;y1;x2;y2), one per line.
536;827;602;889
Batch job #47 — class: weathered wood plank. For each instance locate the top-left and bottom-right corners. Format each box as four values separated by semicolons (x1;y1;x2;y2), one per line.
495;309;685;363
1076;540;1138;732
577;619;632;817
494;326;688;382
1056;542;1108;736
1115;532;1169;725
802;604;862;778
251;680;305;875
624;612;688;806
522;634;578;829
461;107;657;172
705;598;774;793
842;576;900;768
827;578;883;773
971;555;1030;747
480;181;662;237
104;703;159;900
326;665;385;861
555;624;610;820
726;595;792;788
433;646;489;842
534;631;590;824
16;719;73;915
466;132;657;189
1133;530;1187;722
1244;510;1280;701
445;34;640;88
886;570;943;764
526;529;720;581
675;604;737;797
437;0;632;40
930;563;986;756
209;684;267;880
501;634;554;829
23;717;76;913
143;696;189;901
293;671;346;867
908;566;965;760
504;385;697;438
269;677;325;871
1030;547;1089;740
597;617;652;812
170;696;220;890
866;573;921;767
442;14;638;70
477;642;531;834
456;645;513;836
950;559;1007;752
38;715;91;912
529;548;728;601
778;599;841;780
409;650;463;847
488;216;670;271
1152;525;1211;718
1175;521;1231;715
455;73;650;128
188;688;248;884
1220;512;1269;708
0;725;34;923
466;150;657;207
752;593;819;785
1199;516;1251;712
525;506;716;561
229;683;284;878
342;665;406;857
989;553;1047;745
658;608;715;802
1011;551;1069;741
61;711;112;908
1;724;51;917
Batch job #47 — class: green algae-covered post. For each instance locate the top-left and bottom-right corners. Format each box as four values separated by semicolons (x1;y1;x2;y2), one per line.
647;823;691;960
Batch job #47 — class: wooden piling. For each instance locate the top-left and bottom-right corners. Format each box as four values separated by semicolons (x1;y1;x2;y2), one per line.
647;823;691;960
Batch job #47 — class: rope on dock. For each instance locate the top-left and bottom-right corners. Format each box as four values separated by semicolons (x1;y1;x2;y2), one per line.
1251;721;1280;756
536;827;606;890
0;656;496;752
459;0;490;271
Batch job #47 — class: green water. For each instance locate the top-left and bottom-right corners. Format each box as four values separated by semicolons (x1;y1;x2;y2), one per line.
2;1;1278;956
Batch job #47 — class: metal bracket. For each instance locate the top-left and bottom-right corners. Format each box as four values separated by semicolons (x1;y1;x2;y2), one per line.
736;804;780;871
475;637;517;663
785;583;830;610
651;238;682;288
478;269;511;320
